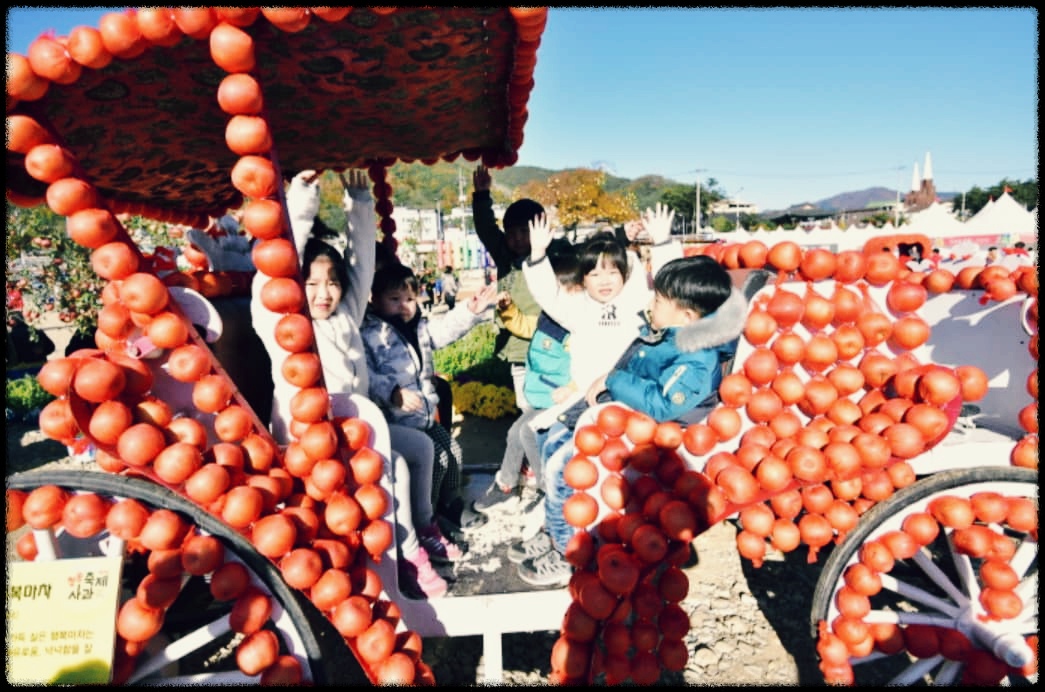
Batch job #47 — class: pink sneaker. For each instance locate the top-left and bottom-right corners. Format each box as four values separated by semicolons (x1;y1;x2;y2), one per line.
418;522;464;563
400;547;447;599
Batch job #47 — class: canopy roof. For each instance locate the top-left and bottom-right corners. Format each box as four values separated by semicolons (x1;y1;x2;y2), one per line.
904;201;969;238
7;7;544;222
963;191;1035;236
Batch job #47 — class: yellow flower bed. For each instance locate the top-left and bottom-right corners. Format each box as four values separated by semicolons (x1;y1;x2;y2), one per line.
450;381;519;420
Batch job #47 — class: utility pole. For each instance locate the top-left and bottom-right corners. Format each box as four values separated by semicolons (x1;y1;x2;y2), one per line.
691;168;708;235
735;187;744;232
894;166;903;226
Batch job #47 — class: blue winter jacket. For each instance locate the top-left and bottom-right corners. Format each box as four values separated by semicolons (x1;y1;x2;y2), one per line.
604;286;747;423
522;312;571;410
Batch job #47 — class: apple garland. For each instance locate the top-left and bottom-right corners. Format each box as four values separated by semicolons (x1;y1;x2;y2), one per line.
11;5;1033;687
547;242;1035;684
13;9;432;687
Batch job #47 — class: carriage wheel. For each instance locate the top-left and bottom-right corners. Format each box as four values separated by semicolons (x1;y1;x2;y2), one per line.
810;466;1038;686
7;469;331;686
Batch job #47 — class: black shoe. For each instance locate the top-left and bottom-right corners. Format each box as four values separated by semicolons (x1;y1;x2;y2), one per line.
441;496;488;532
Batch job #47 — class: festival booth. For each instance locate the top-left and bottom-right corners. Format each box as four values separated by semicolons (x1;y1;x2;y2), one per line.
904;202;974;248
962;191;1037;246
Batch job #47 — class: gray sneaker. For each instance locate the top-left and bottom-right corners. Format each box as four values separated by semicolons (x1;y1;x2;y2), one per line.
517;547;572;587
472;481;521;515
507;529;554;564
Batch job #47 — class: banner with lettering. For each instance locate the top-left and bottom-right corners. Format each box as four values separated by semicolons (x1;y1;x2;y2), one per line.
7;555;123;685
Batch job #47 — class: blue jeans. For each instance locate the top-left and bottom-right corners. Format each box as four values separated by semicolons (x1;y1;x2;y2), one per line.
540;422;576;553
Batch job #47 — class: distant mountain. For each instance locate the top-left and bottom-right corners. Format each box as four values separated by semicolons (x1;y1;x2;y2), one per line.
812;187;958;212
812;187;898;212
385;162;959;218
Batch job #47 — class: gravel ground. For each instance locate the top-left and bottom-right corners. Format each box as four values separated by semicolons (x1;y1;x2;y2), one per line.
7;415;827;686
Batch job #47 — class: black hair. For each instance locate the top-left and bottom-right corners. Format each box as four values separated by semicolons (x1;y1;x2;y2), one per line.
574;231;628;284
548;241;578;285
503;198;545;231
371;262;419;300
309;216;339;242
302;237;348;292
653;255;732;317
1014;241;1026;249
444;266;453;273
374;240;396;272
988;246;998;252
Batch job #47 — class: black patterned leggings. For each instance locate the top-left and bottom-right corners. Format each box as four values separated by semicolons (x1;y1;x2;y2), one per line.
425;422;463;514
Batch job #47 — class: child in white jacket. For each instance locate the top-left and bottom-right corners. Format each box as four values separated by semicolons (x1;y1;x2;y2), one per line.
249;170;449;598
513;205;682;587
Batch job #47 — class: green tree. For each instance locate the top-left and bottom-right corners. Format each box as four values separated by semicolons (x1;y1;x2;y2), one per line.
659;184;696;223
6;202;180;338
658;178;724;227
952;178;1037;218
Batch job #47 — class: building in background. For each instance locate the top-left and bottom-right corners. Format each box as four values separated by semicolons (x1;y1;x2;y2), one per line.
904;152;937;213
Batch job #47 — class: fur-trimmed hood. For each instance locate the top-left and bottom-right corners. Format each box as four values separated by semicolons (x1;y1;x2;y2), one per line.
664;285;748;353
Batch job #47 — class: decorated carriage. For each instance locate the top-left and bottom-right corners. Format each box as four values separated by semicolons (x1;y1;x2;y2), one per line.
6;7;1037;686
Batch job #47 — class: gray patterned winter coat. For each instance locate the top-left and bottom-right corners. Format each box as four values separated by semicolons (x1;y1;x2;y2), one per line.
361;305;487;430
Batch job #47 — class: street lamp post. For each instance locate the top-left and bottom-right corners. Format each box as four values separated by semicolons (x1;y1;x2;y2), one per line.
695;179;701;235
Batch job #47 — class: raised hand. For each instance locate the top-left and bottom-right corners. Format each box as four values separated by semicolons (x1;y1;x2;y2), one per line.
528;213;553;262
339;169;370;192
467;283;498;314
185;228;254;272
473;164;492;192
295;169;321;185
642;202;676;245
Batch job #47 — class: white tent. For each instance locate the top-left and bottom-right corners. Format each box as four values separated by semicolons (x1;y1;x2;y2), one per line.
904;201;969;240
965;197;995;228
963;191;1035;236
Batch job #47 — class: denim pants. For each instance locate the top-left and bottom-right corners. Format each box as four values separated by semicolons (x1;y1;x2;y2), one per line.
540;422;577;553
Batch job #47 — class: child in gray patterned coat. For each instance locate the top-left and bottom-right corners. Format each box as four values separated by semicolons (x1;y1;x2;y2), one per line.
361;263;498;538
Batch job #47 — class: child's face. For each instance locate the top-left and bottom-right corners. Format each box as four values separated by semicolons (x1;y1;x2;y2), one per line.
649;292;698;331
375;285;418;322
505;224;531;259
305;256;342;321
582;255;624;304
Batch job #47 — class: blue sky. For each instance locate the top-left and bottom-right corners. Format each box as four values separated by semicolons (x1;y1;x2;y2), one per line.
6;7;1038;211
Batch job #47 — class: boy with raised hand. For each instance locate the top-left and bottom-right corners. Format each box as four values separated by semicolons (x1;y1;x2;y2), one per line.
471;164;553;413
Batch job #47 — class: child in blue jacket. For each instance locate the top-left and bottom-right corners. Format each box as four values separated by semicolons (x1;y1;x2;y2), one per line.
472;245;579;515
515;254;748;587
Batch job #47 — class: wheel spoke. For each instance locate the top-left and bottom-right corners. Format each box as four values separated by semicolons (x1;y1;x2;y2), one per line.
889;654;943;685
1009;538;1037;578
31;527;60;561
128;613;233;683
945;534;980;602
849;650;890;666
913;547;969;606
934;660;962;686
1014;572;1037;604
878;572;961;617
862;609;956;628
